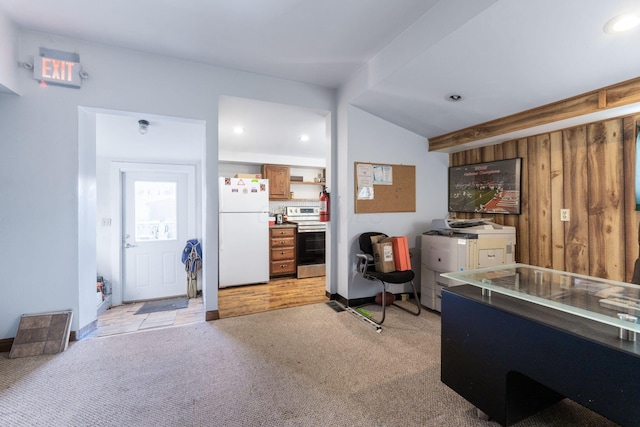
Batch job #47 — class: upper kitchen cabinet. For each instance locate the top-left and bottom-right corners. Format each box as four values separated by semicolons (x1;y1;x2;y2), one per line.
263;164;290;200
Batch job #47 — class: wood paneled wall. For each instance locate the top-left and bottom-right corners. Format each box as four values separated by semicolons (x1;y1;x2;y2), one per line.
450;114;640;282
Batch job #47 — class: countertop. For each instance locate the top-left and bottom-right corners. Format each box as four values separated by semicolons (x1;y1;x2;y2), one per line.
270;222;297;229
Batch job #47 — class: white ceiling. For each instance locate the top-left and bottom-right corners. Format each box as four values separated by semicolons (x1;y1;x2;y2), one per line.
95;112;205;163
94;99;327;165
218;96;328;164
352;0;640;140
0;0;436;88
3;0;640;157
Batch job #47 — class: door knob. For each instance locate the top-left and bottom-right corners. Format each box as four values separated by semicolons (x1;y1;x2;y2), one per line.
124;243;137;248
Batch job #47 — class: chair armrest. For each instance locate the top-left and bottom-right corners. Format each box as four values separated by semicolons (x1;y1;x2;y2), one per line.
356;253;374;274
356;253;374;262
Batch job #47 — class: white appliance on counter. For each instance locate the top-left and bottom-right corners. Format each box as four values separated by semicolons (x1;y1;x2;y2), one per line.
421;219;516;311
219;177;270;288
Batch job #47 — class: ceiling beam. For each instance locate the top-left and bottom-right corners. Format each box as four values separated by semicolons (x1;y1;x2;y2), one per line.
428;76;640;152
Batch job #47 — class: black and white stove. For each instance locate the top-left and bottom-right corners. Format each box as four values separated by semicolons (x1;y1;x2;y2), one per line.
285;206;327;233
285;206;326;278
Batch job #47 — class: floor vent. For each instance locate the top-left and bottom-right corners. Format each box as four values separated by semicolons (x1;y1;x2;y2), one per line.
325;301;346;312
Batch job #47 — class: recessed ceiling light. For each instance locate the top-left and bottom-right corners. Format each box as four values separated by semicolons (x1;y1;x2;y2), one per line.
604;12;640;34
299;134;310;142
233;126;244;134
446;93;463;102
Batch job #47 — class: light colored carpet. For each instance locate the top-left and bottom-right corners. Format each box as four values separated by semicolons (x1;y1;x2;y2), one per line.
0;302;619;426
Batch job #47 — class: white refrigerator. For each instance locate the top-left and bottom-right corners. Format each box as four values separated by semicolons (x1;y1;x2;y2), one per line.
218;177;270;288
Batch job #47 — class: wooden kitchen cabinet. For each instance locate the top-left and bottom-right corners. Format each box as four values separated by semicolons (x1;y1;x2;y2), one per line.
269;226;296;277
262;164;290;200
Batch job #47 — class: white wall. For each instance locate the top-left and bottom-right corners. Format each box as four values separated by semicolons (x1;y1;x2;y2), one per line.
78;108;98;333
220;150;326;168
0;28;334;339
218;164;324;201
335;105;448;299
0;21;451;339
218;163;263;178
0;12;18;94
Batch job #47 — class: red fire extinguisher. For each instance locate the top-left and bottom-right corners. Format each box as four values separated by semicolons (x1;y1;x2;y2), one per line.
319;189;330;222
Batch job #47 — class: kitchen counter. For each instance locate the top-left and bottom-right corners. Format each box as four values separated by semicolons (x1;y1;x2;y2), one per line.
270;223;297;229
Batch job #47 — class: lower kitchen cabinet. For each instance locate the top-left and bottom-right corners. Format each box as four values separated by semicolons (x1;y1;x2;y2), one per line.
270;226;296;277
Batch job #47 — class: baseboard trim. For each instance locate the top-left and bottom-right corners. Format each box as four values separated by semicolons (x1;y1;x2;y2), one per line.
326;291;420;309
73;320;97;341
206;310;219;321
333;294;376;307
0;338;13;353
347;296;376;307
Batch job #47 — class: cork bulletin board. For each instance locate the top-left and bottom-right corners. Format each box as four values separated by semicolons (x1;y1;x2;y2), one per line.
354;162;416;213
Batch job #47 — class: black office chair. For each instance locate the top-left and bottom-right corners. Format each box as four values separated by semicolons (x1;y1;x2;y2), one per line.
632;225;640;285
355;232;421;325
632;259;640;285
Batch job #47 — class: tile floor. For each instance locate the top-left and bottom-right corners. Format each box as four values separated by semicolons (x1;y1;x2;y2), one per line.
91;296;205;338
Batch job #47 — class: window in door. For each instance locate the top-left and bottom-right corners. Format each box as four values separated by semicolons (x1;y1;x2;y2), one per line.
134;180;178;242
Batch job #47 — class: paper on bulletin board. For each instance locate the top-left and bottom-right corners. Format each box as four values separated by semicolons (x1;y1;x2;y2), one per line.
373;165;392;185
357;163;374;200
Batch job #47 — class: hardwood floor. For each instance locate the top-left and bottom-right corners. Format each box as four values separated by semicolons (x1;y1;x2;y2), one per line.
92;296;205;337
92;276;328;338
218;276;328;318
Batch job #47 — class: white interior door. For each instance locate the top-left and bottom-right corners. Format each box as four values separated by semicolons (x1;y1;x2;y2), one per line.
122;171;189;302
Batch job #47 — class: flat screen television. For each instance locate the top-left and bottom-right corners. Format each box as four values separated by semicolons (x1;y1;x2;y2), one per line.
448;158;522;215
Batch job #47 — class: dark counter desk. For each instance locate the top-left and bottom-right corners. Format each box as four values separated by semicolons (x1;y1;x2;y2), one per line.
441;266;640;426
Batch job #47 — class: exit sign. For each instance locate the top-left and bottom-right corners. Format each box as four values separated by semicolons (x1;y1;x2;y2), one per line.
33;48;82;88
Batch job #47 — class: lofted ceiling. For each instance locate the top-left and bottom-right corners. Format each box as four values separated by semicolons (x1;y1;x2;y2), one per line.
2;0;640;156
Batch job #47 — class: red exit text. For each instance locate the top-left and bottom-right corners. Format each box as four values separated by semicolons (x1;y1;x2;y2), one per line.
40;57;76;82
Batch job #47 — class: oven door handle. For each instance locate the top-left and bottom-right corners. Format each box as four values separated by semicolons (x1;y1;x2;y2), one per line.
297;228;326;233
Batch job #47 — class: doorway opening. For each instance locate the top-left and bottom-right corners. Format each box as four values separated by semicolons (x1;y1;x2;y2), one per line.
91;109;206;335
217;96;332;317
